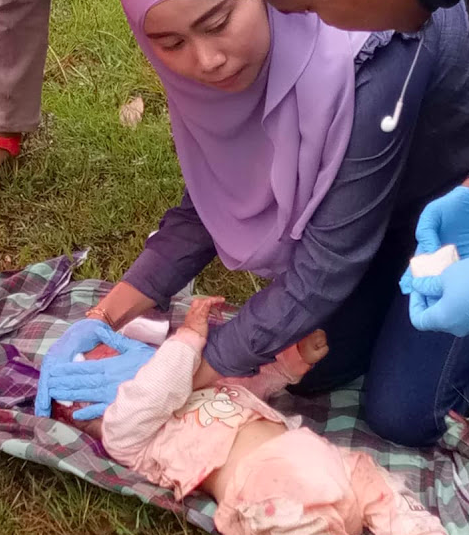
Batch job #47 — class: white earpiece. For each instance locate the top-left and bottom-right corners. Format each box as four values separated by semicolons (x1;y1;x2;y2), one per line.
380;100;403;133
380;36;424;134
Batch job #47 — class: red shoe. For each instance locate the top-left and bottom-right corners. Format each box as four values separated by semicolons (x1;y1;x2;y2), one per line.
0;134;21;157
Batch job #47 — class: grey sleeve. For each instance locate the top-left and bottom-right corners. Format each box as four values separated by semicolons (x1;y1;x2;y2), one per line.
123;190;217;310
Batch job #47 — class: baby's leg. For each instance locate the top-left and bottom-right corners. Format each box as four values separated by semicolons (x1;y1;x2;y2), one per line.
214;428;354;535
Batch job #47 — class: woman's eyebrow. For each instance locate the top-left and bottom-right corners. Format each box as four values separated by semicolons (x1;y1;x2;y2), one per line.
147;30;177;39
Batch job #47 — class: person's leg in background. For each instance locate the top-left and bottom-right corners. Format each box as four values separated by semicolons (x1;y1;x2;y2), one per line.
0;0;51;164
366;1;469;447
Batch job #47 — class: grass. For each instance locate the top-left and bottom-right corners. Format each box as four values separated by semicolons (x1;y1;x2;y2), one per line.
0;453;203;535
0;0;265;532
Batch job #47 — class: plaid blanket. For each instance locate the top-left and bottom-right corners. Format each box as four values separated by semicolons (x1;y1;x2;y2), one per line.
1;254;469;534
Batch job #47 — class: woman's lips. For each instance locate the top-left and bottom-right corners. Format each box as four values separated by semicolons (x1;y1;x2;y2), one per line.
209;67;245;89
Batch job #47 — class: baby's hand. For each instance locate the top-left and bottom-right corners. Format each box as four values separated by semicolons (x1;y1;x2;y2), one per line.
297;329;329;365
182;296;225;339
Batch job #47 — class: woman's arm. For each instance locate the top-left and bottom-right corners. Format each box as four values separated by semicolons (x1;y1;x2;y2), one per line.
88;190;217;329
203;163;405;376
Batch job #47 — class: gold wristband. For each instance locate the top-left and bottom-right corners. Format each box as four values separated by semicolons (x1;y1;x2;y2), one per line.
85;306;117;330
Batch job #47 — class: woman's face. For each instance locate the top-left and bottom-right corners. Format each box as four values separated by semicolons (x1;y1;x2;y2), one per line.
144;0;271;92
267;0;430;32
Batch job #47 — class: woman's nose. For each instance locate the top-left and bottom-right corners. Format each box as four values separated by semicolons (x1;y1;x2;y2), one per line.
195;40;227;73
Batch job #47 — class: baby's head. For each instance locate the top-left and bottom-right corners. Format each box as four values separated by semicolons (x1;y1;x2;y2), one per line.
51;344;118;440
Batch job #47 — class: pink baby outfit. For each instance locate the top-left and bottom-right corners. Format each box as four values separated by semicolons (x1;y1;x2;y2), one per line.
215;428;446;535
102;330;447;535
102;329;305;499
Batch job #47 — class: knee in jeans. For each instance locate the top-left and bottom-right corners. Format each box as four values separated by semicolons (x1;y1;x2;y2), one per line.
365;389;435;448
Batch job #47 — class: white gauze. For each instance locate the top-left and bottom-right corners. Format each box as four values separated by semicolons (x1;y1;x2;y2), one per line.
410;244;460;278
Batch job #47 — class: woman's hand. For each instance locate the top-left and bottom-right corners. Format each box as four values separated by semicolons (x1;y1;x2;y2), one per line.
415;183;469;259
410;258;469;337
45;331;156;420
35;319;115;417
400;183;469;294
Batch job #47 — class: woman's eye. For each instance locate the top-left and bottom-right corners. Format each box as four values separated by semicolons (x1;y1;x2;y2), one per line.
161;39;184;51
206;14;230;34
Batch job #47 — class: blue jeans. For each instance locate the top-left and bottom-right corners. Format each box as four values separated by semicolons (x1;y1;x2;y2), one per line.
290;2;469;447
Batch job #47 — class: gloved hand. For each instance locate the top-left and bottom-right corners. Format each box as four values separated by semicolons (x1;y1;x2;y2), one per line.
35;319;115;417
46;331;156;420
399;243;425;295
409;258;469;337
415;186;469;258
400;185;469;295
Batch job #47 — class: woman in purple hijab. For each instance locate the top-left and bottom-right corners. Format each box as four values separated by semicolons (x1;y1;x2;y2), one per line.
37;0;469;447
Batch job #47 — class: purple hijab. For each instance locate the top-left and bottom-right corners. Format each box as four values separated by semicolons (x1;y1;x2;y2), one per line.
121;0;369;277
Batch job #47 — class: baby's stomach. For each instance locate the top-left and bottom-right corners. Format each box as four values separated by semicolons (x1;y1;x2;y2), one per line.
202;419;286;503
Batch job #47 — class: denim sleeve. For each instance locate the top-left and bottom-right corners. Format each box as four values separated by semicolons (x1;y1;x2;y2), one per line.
123;190;217;310
203;165;407;376
204;30;440;376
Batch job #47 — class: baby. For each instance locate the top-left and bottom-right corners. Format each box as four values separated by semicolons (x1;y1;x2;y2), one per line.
71;297;447;535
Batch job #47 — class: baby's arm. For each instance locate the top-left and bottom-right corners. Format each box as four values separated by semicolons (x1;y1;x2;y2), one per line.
101;329;205;464
346;451;448;535
223;329;328;400
102;297;223;467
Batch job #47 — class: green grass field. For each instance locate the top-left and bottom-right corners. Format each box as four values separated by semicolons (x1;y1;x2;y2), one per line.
0;0;263;532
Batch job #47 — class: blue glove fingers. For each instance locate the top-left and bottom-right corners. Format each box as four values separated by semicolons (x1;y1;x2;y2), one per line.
49;386;110;403
35;365;52;417
72;403;107;421
48;373;106;390
399;243;427;295
399;266;413;295
411;276;444;298
40;320;114;371
409;291;443;332
409;291;434;331
48;357;113;377
95;328;148;353
415;204;441;254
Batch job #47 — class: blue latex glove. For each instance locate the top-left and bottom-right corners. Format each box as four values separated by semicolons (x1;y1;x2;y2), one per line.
35;319;115;417
400;185;469;295
409;258;469;337
399;243;425;295
46;330;155;420
415;186;469;258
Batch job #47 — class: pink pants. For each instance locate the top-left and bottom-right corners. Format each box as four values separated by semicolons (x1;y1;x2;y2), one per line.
214;428;446;535
0;0;50;132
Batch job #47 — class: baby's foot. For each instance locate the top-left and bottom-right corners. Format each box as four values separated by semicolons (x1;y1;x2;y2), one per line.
297;329;328;365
